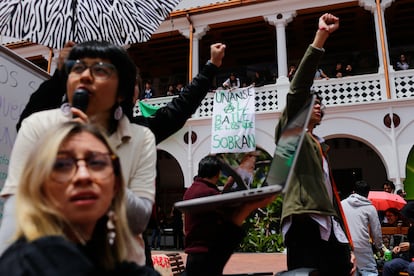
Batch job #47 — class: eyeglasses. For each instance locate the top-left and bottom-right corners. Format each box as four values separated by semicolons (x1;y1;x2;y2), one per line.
66;60;116;80
51;151;117;184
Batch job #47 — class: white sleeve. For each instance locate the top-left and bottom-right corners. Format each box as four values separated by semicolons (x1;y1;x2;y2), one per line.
125;189;153;234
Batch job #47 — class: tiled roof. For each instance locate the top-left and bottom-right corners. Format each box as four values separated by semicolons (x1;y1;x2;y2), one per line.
2;40;36;49
174;0;231;10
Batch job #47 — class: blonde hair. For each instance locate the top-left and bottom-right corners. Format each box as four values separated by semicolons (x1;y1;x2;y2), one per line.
15;122;138;270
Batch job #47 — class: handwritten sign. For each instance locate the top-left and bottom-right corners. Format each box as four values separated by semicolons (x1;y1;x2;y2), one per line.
0;46;50;209
211;87;255;154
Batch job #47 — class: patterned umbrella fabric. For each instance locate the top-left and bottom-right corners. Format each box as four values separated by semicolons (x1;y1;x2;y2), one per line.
0;0;181;49
368;191;407;211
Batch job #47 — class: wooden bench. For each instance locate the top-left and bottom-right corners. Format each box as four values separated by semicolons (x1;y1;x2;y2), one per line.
381;226;409;235
165;252;185;276
380;227;410;276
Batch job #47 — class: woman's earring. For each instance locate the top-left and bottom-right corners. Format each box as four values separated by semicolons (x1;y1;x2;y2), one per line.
60;103;71;116
107;210;116;245
114;105;123;121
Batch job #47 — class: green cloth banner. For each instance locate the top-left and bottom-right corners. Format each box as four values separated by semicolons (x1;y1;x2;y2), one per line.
138;101;160;117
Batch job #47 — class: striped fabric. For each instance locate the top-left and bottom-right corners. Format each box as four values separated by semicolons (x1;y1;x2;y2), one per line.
0;0;181;49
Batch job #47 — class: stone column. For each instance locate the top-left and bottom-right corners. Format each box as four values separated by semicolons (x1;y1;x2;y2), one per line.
178;25;209;79
360;0;394;73
264;11;296;84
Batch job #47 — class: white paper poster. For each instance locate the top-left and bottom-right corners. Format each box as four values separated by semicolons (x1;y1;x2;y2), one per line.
211;87;256;154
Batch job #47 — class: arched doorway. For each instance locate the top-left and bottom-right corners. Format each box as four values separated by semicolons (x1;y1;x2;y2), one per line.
156;150;185;213
325;138;387;199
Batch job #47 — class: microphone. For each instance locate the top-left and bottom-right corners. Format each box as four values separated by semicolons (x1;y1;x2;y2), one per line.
72;89;89;118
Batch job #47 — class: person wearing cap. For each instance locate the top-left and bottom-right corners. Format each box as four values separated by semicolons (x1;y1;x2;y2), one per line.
382;201;414;276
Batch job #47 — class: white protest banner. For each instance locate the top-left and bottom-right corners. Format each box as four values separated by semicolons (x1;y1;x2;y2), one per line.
211;87;255;154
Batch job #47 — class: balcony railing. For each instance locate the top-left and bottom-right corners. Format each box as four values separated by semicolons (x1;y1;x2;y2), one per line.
133;69;414;119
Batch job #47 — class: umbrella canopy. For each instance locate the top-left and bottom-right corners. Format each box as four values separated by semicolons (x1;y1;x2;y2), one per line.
368;191;407;211
0;0;181;49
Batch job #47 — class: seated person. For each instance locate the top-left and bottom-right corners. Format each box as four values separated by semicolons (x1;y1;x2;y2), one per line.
0;122;159;275
382;208;410;227
382;207;410;250
382;202;414;276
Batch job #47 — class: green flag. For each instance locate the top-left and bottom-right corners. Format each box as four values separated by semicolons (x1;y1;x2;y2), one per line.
138;101;160;117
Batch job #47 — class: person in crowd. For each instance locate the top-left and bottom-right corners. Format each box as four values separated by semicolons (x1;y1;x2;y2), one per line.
382;208;409;227
276;13;356;275
142;80;155;99
383;180;396;194
252;71;266;87
314;68;329;80
171;206;184;250
183;155;275;276
0;122;159;276
222;72;240;89
150;206;165;250
332;61;344;78
397;189;407;199
344;64;354;76
382;202;414;276
341;180;383;276
15;43;226;145
377;180;397;223
288;65;297;81
396;54;409;71
6;41;226;265
175;81;185;94
165;84;176;96
382;207;410;251
0;41;159;265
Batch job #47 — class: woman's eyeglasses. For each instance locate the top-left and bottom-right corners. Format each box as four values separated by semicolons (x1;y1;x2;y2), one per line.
66;60;116;80
51;151;117;184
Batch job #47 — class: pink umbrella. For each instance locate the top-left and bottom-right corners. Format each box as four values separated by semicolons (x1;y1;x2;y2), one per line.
368;191;407;211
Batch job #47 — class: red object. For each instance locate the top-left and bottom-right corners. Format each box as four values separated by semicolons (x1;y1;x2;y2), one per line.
368;191;407;210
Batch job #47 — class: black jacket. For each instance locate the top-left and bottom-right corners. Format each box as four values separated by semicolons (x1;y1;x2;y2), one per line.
0;236;160;276
16;62;218;144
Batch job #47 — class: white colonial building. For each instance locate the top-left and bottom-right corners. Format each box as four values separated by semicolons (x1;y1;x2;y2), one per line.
3;0;414;209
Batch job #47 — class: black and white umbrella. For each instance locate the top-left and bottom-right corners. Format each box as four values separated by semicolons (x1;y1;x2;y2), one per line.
0;0;181;49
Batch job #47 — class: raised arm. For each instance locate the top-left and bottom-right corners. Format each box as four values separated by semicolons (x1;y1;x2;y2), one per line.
133;43;226;144
284;13;339;121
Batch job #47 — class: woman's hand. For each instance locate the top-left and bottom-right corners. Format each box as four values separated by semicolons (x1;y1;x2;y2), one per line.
70;107;89;123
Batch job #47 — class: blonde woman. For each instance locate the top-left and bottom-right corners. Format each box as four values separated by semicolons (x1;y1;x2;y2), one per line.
0;122;159;276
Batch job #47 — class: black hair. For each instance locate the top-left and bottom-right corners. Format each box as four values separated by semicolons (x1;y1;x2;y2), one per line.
383;180;395;190
354;180;370;197
198;155;221;178
310;89;325;120
66;41;136;120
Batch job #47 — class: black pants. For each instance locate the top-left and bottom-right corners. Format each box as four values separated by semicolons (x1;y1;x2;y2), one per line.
184;251;230;276
285;215;352;276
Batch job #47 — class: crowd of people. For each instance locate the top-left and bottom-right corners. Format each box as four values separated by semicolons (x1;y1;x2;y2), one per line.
0;11;413;276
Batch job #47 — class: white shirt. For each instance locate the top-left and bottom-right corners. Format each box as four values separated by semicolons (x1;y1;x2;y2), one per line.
1;108;157;202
